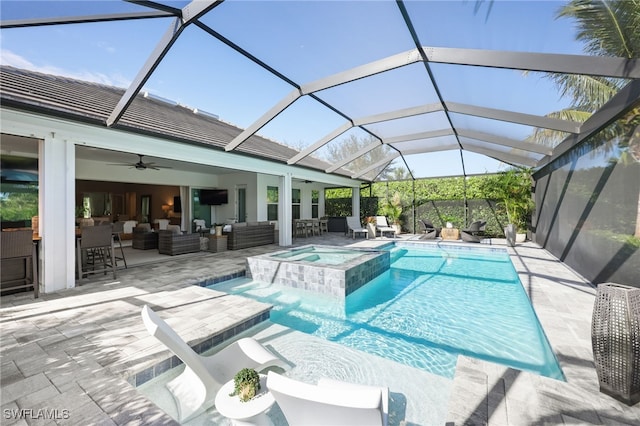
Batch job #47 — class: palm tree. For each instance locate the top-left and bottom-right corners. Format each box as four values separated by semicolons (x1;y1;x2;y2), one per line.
532;0;640;237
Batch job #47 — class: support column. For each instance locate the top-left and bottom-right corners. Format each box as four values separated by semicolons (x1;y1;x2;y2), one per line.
40;134;76;292
352;186;361;218
279;173;292;246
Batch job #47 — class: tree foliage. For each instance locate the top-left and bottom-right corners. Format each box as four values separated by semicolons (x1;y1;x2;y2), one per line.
324;134;409;180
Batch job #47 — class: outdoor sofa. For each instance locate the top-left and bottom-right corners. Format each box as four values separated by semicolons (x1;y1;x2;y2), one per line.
224;222;275;250
158;226;200;255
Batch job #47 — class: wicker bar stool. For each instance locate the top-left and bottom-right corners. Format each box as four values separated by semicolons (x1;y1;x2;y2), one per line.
76;225;116;282
111;221;127;269
1;229;38;297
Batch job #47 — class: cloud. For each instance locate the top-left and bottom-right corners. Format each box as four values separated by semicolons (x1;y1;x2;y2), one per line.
0;48;130;88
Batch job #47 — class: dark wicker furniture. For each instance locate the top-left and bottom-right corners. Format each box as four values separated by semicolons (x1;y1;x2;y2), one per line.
76;225;116;281
1;229;38;297
158;230;200;256
132;226;158;250
225;222;275;250
419;219;441;238
460;220;486;243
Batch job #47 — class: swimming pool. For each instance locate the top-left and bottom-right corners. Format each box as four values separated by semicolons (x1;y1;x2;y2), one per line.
212;243;564;380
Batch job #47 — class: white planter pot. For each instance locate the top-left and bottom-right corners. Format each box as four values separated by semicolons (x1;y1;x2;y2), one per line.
516;233;526;243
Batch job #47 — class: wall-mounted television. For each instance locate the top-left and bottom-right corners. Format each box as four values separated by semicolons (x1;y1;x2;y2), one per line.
200;189;228;205
173;196;182;213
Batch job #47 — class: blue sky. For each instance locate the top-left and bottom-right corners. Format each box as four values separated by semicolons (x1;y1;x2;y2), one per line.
0;1;590;179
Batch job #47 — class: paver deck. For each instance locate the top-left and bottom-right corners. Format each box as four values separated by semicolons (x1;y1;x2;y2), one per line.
1;233;639;425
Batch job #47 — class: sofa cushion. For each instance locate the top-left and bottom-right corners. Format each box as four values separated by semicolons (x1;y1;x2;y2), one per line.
167;225;181;234
135;223;151;232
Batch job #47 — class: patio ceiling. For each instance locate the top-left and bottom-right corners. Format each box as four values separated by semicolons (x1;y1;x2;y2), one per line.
1;0;639;181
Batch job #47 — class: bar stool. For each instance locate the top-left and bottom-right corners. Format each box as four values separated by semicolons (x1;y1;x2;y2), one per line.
1;229;38;298
112;221;127;269
77;225;116;282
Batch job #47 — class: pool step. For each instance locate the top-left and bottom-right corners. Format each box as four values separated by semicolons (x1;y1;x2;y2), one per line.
128;307;271;388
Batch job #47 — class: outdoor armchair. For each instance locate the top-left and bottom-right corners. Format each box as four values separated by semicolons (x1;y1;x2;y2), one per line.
460;220;487;243
158;227;200;255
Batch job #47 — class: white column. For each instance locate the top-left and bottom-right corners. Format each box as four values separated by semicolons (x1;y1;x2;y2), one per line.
352;186;361;218
279;173;292;246
40;134;76;292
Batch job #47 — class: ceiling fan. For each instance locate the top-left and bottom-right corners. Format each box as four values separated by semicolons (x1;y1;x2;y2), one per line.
108;154;171;171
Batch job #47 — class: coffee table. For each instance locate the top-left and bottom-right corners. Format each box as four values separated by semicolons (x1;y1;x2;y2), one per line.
214;374;274;426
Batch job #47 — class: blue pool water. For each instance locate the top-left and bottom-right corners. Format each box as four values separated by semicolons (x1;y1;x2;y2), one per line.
270;246;366;265
211;244;564;380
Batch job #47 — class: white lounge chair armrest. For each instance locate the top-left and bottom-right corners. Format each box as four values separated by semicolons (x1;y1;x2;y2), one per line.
267;371;387;425
318;378;389;426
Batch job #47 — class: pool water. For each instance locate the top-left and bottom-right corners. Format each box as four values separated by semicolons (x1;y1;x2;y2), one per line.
270;246;366;265
212;245;564;380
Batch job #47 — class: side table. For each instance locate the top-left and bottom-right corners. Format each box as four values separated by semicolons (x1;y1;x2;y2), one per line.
440;228;460;240
214;374;274;426
206;235;228;253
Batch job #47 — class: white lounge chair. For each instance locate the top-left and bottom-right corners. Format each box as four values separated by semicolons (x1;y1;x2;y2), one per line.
375;216;396;238
266;371;389;426
346;216;368;239
141;305;287;422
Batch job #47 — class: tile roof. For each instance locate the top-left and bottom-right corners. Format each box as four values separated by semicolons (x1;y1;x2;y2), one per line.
0;66;350;178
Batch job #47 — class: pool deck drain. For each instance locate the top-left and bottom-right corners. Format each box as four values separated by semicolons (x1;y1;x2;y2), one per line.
1;233;639;425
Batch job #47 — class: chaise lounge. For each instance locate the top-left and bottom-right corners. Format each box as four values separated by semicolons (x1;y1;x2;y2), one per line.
346;216;368;239
267;371;389;426
460;220;487;243
140;305;287;423
375;216;396;238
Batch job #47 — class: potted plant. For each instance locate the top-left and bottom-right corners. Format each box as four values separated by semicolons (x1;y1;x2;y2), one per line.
483;169;533;246
380;192;403;235
364;216;377;239
229;368;261;402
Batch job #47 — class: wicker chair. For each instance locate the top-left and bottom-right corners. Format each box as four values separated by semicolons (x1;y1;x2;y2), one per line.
132;224;158;250
76;224;116;281
460;220;486;243
419;219;441;238
1;229;38;297
111;221;127;269
158;228;200;256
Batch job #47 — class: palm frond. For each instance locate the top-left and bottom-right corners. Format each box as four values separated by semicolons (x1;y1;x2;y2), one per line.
557;0;640;58
544;73;623;110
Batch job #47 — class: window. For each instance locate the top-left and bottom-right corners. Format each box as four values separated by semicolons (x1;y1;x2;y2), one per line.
311;189;319;218
292;188;301;220
267;186;278;221
0;154;39;228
